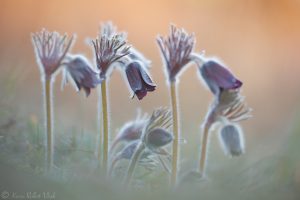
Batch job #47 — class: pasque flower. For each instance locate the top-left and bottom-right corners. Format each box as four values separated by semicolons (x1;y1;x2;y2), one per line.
110;118;146;153
32;29;74;80
125;61;156;100
157;24;195;82
92;22;131;172
117;47;156;100
156;24;195;185
109;141;159;176
110;110;173;177
196;58;252;176
92;22;130;79
200;60;243;96
31;29;74;171
91;22;155;173
124;108;173;185
62;54;102;96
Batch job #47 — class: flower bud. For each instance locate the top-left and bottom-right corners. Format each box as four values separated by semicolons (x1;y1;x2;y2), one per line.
117;141;150;160
145;128;173;150
220;124;245;156
110;121;145;153
199;60;242;96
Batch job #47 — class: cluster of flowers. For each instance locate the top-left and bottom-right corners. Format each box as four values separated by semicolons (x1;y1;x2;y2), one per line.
32;22;155;98
31;22;252;186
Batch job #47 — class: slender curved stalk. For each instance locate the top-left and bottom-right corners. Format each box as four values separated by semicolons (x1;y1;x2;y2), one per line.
97;86;102;163
124;142;145;186
101;80;109;173
170;82;179;185
44;78;53;171
199;123;211;175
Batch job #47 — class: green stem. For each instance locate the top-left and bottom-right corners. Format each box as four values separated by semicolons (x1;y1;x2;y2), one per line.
44;78;53;171
170;82;179;186
199;122;211;176
101;80;109;173
124;142;145;186
97;86;102;164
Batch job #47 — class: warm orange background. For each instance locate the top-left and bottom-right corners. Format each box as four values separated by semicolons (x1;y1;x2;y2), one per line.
1;0;300;156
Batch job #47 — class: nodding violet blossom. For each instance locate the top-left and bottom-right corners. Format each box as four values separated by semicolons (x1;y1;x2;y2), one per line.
199;59;251;129
197;58;252;175
92;22;156;173
61;54;102;96
119;47;156;100
32;29;75;80
124;108;173;185
125;61;156;100
199;60;243;96
157;24;195;82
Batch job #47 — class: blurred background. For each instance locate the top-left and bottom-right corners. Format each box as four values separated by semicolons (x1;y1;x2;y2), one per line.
1;0;300;199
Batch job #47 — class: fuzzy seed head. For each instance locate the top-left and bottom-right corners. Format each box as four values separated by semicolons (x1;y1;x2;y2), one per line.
92;22;130;79
31;29;75;80
157;24;195;82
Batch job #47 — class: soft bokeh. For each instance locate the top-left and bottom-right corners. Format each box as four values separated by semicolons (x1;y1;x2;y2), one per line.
1;0;300;199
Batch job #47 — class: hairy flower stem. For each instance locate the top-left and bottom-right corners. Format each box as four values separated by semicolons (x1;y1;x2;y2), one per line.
101;80;109;173
199;122;211;175
97;87;102;163
44;78;53;171
124;142;145;186
170;82;179;186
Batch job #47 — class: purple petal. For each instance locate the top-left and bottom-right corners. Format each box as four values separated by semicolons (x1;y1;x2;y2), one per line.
126;62;143;90
125;62;156;100
65;55;102;96
135;89;147;100
200;60;242;95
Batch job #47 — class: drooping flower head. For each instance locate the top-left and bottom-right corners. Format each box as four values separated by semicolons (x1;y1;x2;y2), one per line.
197;59;250;125
157;24;195;82
125;61;156;100
198;58;252;157
92;22;131;79
118;46;156;100
200;60;242;96
61;54;102;96
31;29;75;80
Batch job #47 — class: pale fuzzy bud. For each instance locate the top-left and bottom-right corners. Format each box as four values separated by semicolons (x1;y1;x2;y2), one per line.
219;124;245;156
144;128;173;151
110;120;145;153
